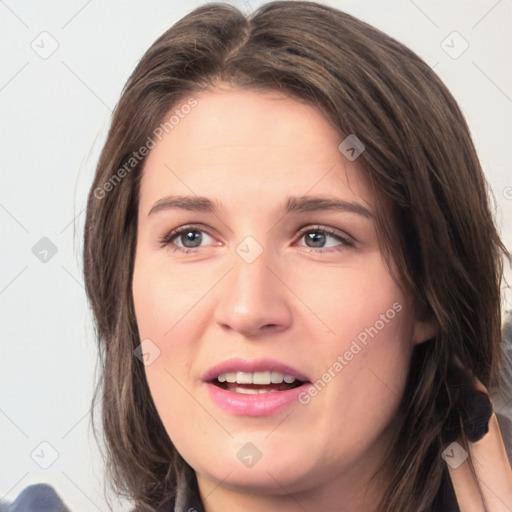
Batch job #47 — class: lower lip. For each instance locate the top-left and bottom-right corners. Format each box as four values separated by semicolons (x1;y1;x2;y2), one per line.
205;382;311;416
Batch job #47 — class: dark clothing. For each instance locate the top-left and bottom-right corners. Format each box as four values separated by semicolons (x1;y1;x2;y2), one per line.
0;484;70;512
0;482;204;512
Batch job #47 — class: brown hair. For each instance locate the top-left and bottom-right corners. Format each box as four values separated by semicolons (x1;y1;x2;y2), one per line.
83;2;508;510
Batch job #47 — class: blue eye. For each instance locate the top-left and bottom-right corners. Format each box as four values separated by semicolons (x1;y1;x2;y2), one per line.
159;224;354;254
296;225;354;252
175;229;204;248
160;225;215;253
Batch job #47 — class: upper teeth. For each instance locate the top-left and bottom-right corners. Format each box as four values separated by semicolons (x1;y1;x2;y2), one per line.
217;371;297;385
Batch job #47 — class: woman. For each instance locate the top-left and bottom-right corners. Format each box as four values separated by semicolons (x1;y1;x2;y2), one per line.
76;2;512;512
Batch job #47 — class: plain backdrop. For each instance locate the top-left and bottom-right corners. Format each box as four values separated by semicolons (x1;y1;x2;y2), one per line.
1;1;511;510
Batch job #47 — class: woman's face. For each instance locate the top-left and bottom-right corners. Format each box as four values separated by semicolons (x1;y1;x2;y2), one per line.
132;88;434;505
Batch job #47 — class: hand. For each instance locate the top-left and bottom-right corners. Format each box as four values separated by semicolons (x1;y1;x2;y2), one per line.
447;380;512;511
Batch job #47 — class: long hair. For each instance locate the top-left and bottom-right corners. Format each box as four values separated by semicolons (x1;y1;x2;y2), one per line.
83;2;508;510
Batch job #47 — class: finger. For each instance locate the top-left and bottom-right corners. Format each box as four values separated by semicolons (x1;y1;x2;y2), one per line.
445;441;485;512
444;364;487;511
470;412;512;510
444;364;512;510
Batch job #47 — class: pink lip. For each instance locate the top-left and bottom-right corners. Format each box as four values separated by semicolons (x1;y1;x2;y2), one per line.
202;358;311;417
205;381;311;416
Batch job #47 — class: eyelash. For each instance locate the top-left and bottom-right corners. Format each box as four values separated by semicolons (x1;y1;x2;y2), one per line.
159;224;355;254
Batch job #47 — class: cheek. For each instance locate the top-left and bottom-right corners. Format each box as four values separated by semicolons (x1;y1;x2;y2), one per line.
132;255;215;351
289;252;409;352
132;255;212;446
297;256;412;431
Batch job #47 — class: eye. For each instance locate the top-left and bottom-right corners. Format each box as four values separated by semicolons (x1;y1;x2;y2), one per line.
159;224;217;253
160;223;354;254
295;225;354;252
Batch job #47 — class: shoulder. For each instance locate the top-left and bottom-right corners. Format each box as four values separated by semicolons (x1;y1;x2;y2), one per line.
0;483;70;511
1;483;202;512
0;484;182;512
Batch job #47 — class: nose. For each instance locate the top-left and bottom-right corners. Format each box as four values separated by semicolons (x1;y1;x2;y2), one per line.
213;250;293;337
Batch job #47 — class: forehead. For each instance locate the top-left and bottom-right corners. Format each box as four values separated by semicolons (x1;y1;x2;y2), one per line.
139;88;374;213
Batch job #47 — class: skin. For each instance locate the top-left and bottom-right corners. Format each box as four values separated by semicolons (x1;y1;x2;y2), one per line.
448;378;512;511
131;86;484;512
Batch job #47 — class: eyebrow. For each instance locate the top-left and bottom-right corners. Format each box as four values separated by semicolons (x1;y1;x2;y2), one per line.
148;194;373;218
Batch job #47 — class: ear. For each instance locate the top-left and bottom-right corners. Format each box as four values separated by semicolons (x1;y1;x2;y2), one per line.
412;316;438;345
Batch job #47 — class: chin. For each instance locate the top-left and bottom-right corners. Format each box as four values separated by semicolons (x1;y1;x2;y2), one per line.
198;458;318;495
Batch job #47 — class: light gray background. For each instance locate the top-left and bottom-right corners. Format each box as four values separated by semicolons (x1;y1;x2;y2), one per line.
1;1;511;510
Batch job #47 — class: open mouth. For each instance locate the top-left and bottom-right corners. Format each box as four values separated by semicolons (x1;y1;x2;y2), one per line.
210;371;305;394
205;364;311;415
